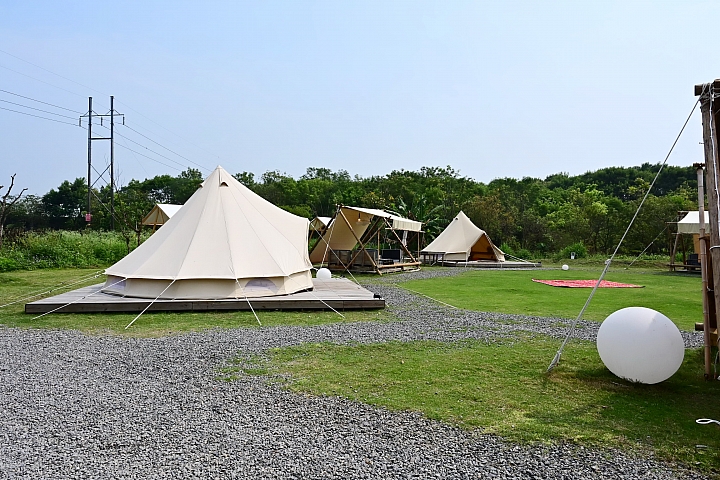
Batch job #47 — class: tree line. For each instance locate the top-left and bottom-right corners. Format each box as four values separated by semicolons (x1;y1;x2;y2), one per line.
2;163;699;258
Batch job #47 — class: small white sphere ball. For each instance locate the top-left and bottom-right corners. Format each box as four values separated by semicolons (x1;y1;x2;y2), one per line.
316;268;332;280
562;264;569;271
596;307;684;384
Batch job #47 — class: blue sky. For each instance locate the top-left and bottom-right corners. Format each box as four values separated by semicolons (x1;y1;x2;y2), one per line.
1;1;719;195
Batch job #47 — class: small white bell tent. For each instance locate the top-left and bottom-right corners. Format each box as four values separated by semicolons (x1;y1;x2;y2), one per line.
421;211;505;262
103;166;313;299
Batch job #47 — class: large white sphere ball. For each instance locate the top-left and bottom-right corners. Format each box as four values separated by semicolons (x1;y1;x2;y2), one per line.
562;264;569;271
316;268;332;280
596;307;684;384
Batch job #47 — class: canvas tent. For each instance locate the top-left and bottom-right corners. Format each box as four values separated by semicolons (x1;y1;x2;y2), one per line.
308;205;422;273
309;216;332;232
103;166;313;299
677;211;711;234
421;211;505;263
142;204;182;227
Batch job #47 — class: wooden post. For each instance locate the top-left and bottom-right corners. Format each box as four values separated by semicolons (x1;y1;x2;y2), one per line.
695;163;711;377
696;80;720;379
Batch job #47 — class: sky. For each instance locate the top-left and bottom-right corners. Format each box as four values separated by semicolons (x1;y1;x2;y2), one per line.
1;1;719;195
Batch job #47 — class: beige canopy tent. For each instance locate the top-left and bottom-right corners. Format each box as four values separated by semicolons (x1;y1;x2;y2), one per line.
308;205;422;273
421;211;505;263
103;166;313;299
142;204;182;228
669;211;712;272
309;216;333;232
677;211;711;234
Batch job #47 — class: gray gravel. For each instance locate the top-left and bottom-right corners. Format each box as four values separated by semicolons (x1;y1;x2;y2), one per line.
0;279;707;479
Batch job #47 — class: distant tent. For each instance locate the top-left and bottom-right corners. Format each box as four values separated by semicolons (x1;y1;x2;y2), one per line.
421;211;505;262
103;166;313;299
677;211;711;235
142;204;182;227
309;216;333;232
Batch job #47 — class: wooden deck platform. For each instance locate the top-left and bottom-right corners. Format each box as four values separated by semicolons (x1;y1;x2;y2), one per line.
25;278;384;314
430;261;542;269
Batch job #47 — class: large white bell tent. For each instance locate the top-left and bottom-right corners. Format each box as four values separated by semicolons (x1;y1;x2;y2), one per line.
103;166;314;299
421;211;505;263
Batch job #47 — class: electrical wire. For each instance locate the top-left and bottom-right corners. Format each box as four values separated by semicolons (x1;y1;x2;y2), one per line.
0;98;77;119
0;105;78;125
120;124;211;172
0;88;82;114
93;122;193;172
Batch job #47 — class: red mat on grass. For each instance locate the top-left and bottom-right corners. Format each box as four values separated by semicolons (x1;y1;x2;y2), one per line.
532;279;644;288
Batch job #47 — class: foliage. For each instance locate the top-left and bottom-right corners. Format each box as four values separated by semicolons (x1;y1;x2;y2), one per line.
0;231;131;271
6;163;700;257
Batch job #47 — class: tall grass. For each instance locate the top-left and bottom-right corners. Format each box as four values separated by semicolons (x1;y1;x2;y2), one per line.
0;231;132;271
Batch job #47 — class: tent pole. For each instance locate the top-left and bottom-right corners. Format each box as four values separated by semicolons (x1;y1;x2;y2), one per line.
696;163;711;378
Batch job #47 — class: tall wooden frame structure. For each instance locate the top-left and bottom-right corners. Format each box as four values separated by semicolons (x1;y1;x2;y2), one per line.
695;80;720;379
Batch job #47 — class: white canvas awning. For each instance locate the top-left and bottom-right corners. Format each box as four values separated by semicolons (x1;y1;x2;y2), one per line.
142;204;182;226
677;211;711;235
345;206;423;232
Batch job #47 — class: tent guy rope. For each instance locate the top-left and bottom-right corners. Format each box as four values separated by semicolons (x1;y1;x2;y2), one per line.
547;95;702;373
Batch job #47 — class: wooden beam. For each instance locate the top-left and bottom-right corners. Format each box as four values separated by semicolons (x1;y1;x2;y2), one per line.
698;82;720;379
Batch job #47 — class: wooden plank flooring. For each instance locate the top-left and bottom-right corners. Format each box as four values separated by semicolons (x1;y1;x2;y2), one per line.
25;278;384;314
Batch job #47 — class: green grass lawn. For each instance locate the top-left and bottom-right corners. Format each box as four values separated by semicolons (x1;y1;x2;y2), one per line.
402;268;703;331
0;268;388;336
262;336;720;474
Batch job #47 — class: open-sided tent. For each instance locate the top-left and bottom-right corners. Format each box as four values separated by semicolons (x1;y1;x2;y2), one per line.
308;205;422;273
142;204;182;228
421;211;505;263
103;166;313;299
677;211;711;234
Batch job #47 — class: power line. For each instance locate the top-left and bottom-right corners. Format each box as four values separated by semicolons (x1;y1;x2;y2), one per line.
0;63;101;106
1;49;219;171
113;142;183;172
0;105;78;125
0;88;83;114
0;48;107;99
0;98;77;119
120;123;211;172
95;123;191;172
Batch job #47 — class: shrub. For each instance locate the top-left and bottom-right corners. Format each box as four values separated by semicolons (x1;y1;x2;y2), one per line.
0;230;134;271
556;242;588;261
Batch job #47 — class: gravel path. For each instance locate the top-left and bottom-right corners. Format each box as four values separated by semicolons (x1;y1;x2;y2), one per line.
0;279;707;479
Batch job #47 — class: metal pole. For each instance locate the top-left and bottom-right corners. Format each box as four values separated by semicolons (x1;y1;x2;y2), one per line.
110;95;115;230
696;164;711;378
86;97;92;223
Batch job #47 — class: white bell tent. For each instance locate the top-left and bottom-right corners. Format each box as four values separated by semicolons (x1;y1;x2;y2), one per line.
103;166;314;299
421;211;505;262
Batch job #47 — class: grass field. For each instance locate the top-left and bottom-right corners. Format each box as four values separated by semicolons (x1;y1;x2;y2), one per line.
402;267;703;331
0;268;389;336
262;336;720;473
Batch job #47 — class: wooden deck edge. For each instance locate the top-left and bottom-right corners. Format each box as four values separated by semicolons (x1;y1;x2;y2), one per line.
25;298;385;314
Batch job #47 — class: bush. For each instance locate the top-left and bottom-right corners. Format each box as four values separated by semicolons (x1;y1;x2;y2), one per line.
0;230;133;271
556;242;588;261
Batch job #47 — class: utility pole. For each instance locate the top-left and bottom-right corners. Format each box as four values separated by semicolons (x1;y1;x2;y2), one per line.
695;79;720;379
80;96;124;229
